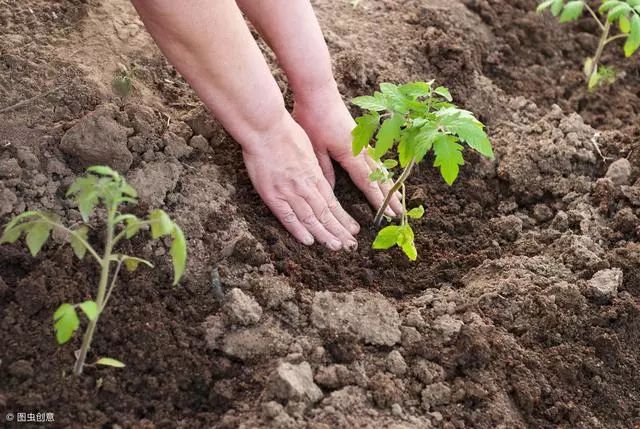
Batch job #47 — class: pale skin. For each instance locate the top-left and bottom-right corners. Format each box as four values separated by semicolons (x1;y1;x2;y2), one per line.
131;0;402;250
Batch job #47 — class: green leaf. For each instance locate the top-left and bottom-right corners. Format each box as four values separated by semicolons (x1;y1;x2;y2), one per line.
407;205;425;219
3;211;41;233
607;3;631;21
352;93;388;111
122;256;154;272
438;111;494;158
600;0;623;13
551;0;564;16
170;224;187;285
121;182;138;198
413;125;439;163
374;114;403;159
78;300;99;321
149;210;173;239
87;165;119;178
398;127;418;167
53;303;80;344
372;225;402;250
70;225;89;260
624;14;640;56
537;0;555;12
398;82;432;98
0;224;23;244
559;1;584;22
25;221;52;256
379;83;407;112
619;13;631;33
95;357;125;368
382;159;398;169
124;216;142;239
397;225;417;261
369;169;386;182
77;189;98;222
352;112;380;156
434;86;453;102
433;135;465;185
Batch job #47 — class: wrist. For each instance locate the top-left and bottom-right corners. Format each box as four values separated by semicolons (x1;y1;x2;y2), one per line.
291;76;342;107
239;107;296;157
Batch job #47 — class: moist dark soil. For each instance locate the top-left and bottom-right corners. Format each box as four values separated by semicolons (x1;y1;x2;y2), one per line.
1;0;639;428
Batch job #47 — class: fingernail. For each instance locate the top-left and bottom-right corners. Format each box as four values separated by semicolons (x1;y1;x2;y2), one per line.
303;235;314;246
329;239;342;251
346;240;358;251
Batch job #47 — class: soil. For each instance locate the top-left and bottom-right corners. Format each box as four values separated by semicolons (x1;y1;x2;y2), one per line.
1;0;639;428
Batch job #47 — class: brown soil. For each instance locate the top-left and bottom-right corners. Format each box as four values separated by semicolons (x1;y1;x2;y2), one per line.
1;0;639;428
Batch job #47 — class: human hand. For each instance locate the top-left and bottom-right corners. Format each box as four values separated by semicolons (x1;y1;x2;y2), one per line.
293;85;403;217
242;112;360;250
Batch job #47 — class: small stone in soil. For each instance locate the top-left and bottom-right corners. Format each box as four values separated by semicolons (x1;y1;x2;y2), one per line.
605;158;631;186
224;288;263;326
266;361;323;404
586;268;622;304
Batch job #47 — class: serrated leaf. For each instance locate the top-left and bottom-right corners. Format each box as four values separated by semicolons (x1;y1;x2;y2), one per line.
551;0;564;16
398;127;418;167
624;14;640;56
374;114;403;159
352;93;388;111
25;221;52;256
434;86;452;101
398;82;432;98
76;189;98;222
382;159;398;169
96;357;125;368
170;224;187;285
352;112;380;156
537;0;555;12
619;13;631;33
413;125;439;163
372;225;402;250
53;303;80;344
70;225;89;260
559;1;584;22
407;205;425;219
149;210;173;239
439;112;494;158
87;165;119;178
78;300;99;321
433;135;465;185
121;182;138;198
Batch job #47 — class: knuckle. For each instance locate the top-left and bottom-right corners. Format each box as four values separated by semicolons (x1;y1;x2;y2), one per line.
319;206;334;225
302;214;319;227
327;196;340;211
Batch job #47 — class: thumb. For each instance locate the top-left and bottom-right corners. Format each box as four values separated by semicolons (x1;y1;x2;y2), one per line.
316;150;336;189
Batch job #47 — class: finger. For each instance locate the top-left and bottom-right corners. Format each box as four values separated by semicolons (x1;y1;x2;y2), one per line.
288;195;343;251
264;197;314;246
316;179;360;236
316;151;336;189
338;154;387;210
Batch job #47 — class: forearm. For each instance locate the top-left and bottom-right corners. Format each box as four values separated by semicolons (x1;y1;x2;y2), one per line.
131;0;288;151
236;0;337;102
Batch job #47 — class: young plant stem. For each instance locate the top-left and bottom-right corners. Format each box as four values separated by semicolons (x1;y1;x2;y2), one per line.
401;183;407;225
72;206;116;376
586;20;611;83
373;158;415;227
585;3;605;31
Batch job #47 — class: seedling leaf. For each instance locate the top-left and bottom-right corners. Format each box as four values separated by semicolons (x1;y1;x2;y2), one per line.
352;112;380;156
551;0;564;16
434;86;453;101
624;14;640;56
433;135;465;185
96;357;125;368
78;300;99;321
407;206;425;219
170;224;187;285
53;303;80;344
70;225;89;260
352;93;388;111
25;221;52;256
372;225;402;249
87;165;119;178
149;210;173;239
559;1;584;22
374;114;403;159
122;256;153;272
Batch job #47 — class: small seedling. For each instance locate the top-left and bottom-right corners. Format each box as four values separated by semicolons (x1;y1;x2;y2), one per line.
112;63;136;98
0;166;187;375
351;81;493;260
536;0;640;89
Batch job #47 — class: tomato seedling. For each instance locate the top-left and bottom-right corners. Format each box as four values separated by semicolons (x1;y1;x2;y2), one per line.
351;81;493;260
536;0;640;89
0;166;187;375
